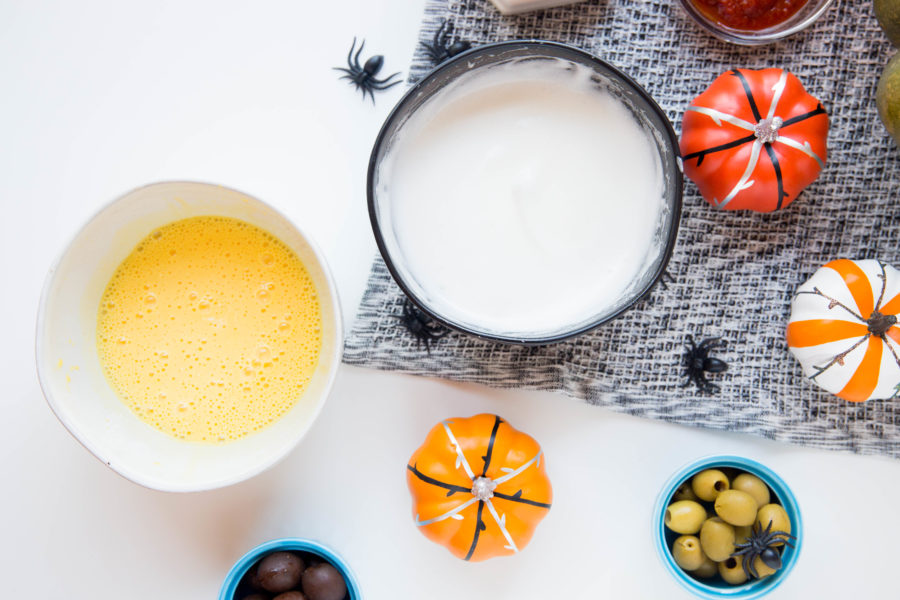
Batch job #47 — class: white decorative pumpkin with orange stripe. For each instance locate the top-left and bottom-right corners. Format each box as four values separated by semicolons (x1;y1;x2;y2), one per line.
787;259;900;402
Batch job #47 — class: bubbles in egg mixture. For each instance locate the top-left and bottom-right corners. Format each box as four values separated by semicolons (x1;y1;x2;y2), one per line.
96;216;322;443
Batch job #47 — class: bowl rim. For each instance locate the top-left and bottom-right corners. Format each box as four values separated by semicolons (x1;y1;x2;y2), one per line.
34;180;344;492
677;0;837;46
653;455;803;600
366;39;683;346
218;537;362;600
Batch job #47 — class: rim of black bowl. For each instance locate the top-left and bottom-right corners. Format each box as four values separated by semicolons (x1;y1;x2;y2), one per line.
367;40;683;346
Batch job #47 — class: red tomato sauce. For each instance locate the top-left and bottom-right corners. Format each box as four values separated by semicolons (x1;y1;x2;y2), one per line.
691;0;809;30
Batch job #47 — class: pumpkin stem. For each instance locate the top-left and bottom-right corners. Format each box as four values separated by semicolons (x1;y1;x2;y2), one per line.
471;476;497;501
867;311;898;336
754;116;783;144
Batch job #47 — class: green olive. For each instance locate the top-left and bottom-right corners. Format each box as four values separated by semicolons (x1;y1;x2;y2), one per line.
757;504;791;544
732;473;770;507
699;517;736;561
692;469;730;502
734;524;753;546
752;555;778;578
672;481;699;502
672;535;706;571
690;555;718;579
719;556;748;585
665;500;707;534
715;490;759;526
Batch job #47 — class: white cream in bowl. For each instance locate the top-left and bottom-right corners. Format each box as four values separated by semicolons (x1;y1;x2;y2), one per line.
375;58;667;339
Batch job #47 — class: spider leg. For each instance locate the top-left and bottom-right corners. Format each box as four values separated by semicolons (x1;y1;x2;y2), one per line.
748;554;760;579
698;337;724;354
434;19;448;46
741;555;754;580
772;532;796;547
369;78;402;91
370;71;402;86
366;85;376;105
420;41;438;62
690;372;706;392
333;67;355;76
353;38;366;72
346;37;358;70
704;380;720;394
698;376;719;394
684;335;698;356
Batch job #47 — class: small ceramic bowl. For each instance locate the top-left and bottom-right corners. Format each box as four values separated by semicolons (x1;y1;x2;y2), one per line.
219;538;361;600
678;0;836;45
654;456;802;599
35;181;343;492
368;40;682;345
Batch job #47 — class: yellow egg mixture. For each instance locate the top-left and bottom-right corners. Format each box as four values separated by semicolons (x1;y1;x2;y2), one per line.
97;216;322;443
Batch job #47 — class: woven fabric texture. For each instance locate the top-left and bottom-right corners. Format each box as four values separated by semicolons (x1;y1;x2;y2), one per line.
343;0;900;458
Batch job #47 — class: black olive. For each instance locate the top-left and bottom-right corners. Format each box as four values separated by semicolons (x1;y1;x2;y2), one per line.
257;552;305;593
301;563;347;600
273;592;307;600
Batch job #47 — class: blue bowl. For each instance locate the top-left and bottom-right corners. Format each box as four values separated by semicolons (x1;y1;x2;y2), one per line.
219;538;361;600
654;456;802;599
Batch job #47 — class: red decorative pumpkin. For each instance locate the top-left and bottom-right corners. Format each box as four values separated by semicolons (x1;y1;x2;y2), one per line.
680;68;829;212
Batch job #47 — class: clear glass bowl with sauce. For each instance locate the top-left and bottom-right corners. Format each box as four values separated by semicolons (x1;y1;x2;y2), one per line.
678;0;837;46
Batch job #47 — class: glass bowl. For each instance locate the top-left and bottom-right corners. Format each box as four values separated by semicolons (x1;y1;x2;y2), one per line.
219;538;361;600
367;40;682;345
678;0;837;45
653;456;803;599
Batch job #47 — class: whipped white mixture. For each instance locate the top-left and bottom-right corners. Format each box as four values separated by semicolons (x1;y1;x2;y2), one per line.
377;60;665;337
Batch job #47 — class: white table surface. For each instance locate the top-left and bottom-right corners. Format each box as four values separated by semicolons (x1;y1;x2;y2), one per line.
2;1;898;598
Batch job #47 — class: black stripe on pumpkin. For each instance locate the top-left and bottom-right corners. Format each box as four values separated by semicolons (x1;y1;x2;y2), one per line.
481;415;502;477
763;143;789;210
683;133;756;166
464;500;486;561
781;103;827;128
407;463;470;496
730;70;763;122
493;489;552;509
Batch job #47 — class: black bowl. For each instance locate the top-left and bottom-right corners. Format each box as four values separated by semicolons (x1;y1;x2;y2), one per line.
368;40;682;345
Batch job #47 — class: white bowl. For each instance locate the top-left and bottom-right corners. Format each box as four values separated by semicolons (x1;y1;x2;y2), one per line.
35;182;343;492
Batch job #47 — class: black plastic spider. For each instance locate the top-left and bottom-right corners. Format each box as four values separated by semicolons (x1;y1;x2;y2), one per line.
657;269;675;291
420;20;472;64
731;520;796;579
333;37;401;103
397;298;447;353
683;335;728;394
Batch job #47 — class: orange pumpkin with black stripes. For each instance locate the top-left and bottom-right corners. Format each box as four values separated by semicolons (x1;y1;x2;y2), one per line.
680;68;829;212
787;259;900;402
406;414;552;561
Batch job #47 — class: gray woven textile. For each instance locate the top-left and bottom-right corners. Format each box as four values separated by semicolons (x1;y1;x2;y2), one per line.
344;0;900;458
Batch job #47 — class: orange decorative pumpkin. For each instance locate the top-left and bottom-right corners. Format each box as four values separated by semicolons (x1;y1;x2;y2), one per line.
787;259;900;402
680;68;829;212
406;414;552;561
